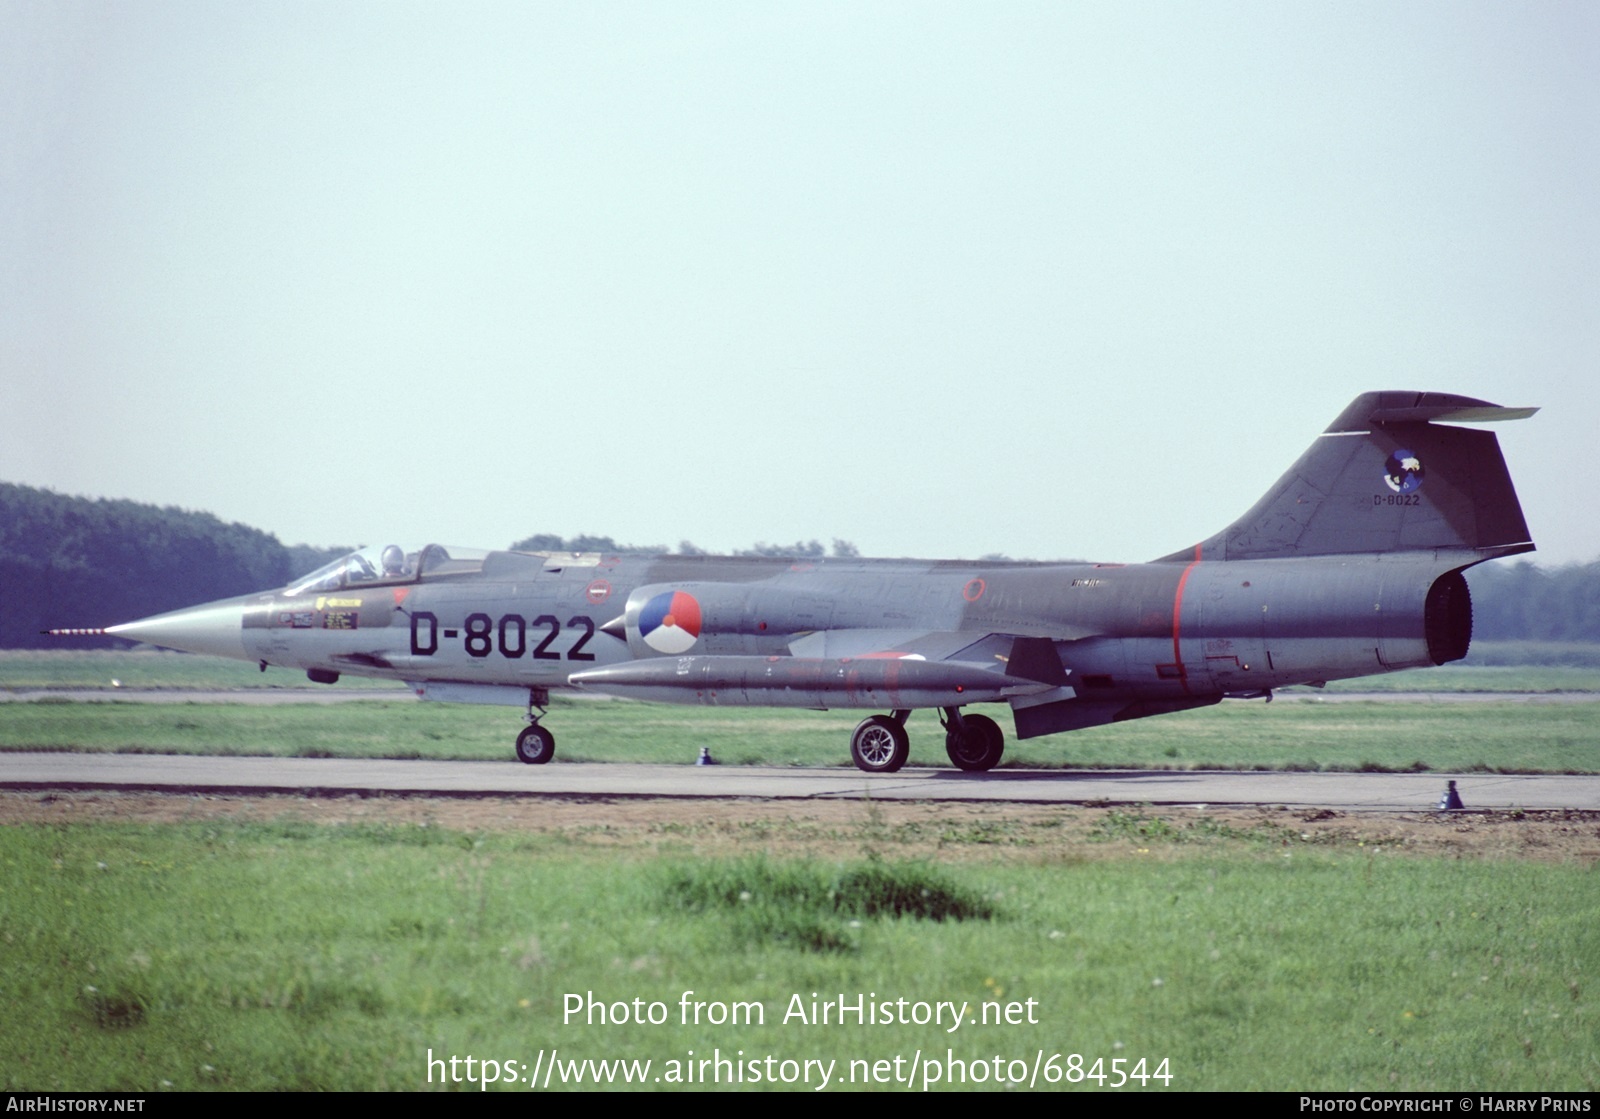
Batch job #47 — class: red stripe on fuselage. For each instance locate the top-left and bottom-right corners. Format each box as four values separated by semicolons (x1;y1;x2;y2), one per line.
1171;545;1203;694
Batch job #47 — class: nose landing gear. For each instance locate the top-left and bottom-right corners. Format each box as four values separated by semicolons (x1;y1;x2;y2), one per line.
515;688;555;764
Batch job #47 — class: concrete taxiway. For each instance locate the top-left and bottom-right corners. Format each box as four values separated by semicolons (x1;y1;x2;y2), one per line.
1;753;1593;813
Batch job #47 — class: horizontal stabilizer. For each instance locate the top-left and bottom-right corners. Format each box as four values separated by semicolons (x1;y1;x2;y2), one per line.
1328;392;1538;430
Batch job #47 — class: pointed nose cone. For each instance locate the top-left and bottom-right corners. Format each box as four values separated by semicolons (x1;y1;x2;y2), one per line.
105;597;251;660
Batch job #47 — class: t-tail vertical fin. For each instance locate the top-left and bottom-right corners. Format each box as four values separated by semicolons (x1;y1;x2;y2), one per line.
1157;391;1537;562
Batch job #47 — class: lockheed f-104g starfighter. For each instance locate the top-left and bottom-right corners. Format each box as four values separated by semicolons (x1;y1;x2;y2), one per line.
59;391;1536;773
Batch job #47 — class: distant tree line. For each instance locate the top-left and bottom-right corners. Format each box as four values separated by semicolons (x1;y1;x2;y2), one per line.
0;483;346;649
2;482;1594;648
1463;560;1600;642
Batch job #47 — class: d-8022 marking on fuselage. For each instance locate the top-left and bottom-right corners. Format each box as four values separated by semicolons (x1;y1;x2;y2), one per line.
409;612;598;661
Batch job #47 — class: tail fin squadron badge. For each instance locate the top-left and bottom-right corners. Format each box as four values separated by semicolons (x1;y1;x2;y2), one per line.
1384;449;1424;493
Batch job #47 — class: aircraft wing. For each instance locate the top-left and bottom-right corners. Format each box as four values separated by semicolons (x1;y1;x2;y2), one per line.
786;625;1091;675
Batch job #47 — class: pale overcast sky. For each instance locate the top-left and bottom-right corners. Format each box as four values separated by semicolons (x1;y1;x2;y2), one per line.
3;2;1595;566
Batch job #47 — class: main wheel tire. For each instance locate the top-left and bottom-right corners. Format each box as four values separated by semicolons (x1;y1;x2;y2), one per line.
850;714;910;773
515;723;555;765
945;712;1004;771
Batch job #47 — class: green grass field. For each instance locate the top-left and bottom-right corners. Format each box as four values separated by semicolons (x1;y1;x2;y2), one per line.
0;649;409;691
6;648;1600;693
3;652;1596;1092
1;819;1593;1092
6;649;1600;778
3;693;1598;773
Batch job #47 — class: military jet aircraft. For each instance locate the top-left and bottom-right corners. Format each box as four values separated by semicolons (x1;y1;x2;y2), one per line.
57;391;1535;773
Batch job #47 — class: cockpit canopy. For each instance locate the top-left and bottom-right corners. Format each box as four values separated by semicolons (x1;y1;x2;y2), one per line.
284;544;488;596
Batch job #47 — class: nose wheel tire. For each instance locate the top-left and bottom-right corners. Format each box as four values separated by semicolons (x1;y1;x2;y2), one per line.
850;714;910;773
945;712;1004;771
515;723;555;765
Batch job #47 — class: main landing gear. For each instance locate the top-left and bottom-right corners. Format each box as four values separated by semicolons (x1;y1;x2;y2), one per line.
848;707;1006;774
941;709;1004;772
849;711;911;773
515;687;555;764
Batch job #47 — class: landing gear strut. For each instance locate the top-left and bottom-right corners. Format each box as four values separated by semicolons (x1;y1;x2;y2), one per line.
850;710;910;773
515;687;555;764
941;708;1004;772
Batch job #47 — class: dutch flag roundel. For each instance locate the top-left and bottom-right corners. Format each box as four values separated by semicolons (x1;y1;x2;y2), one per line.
639;590;703;654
